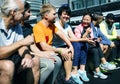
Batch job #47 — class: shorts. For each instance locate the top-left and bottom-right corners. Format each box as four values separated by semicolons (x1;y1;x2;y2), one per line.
6;52;22;70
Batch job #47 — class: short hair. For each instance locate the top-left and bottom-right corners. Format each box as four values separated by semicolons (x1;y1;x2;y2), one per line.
82;13;92;22
22;1;30;16
0;0;19;16
92;12;103;21
58;4;71;17
106;13;115;20
40;4;56;18
24;1;30;12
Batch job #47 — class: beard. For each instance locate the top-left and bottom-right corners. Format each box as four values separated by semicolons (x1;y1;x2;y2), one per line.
49;19;55;24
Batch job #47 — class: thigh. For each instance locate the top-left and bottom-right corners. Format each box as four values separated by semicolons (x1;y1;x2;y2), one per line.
0;60;14;70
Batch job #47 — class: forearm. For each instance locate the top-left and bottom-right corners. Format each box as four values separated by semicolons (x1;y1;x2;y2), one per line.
82;32;89;38
41;43;60;53
69;38;88;42
57;31;72;48
0;41;23;59
29;44;41;53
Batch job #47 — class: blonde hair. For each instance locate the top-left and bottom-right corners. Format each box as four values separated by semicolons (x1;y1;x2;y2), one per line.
40;4;55;18
0;0;19;17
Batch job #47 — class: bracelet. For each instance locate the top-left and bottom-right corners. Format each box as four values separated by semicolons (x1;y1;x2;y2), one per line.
58;50;62;54
22;49;34;58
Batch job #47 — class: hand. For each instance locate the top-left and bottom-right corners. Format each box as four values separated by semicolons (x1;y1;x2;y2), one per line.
59;48;72;61
21;54;33;69
97;37;102;42
110;42;115;48
68;46;74;59
87;38;96;46
86;27;91;34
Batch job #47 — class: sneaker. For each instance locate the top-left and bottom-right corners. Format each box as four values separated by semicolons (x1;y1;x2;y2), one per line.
93;71;108;79
115;58;120;62
78;69;89;82
109;61;118;65
71;74;83;84
100;62;116;70
64;77;77;84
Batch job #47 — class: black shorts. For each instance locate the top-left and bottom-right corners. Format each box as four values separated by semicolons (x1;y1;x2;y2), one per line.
6;52;22;70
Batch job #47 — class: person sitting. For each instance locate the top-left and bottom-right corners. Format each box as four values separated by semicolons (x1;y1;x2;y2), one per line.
53;4;94;84
20;2;62;84
74;13;115;79
0;0;40;84
33;4;75;84
99;13;120;62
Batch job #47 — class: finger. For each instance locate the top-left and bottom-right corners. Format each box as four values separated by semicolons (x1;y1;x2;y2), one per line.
21;59;25;66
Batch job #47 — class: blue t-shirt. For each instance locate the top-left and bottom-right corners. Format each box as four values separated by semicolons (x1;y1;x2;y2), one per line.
0;19;24;46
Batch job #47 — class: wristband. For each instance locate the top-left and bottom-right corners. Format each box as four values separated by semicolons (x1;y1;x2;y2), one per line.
58;50;62;54
22;49;34;58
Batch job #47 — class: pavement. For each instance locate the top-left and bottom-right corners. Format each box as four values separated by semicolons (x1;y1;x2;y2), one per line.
55;62;120;84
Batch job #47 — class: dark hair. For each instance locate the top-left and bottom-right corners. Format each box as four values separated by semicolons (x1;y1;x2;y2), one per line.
82;13;92;22
24;1;30;12
106;13;115;20
92;12;103;21
58;4;71;17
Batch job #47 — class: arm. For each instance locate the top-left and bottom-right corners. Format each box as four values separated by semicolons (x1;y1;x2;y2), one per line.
30;43;56;58
98;28;111;45
100;23;117;40
68;29;89;42
56;30;73;50
82;27;91;38
0;35;34;59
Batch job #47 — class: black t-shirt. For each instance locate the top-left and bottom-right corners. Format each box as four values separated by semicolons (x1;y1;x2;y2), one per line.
22;22;33;37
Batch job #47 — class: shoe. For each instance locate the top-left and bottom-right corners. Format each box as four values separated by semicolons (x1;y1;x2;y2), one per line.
93;71;108;79
115;58;120;62
71;73;83;84
109;61;118;65
64;77;77;84
100;62;116;70
78;69;89;82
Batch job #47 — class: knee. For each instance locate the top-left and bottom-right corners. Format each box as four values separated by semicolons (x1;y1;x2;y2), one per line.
54;56;62;67
46;60;55;71
1;60;14;77
4;61;14;73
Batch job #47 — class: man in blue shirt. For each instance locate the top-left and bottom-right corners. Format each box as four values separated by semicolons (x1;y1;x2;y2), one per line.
0;0;40;84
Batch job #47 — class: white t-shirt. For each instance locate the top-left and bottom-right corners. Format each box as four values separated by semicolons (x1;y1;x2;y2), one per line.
52;21;72;47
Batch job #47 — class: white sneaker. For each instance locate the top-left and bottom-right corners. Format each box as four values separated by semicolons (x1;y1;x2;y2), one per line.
78;69;89;82
71;73;83;84
93;71;108;79
100;62;116;70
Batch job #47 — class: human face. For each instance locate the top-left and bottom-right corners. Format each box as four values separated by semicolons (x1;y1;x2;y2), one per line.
60;11;70;23
106;19;114;26
97;16;104;25
12;0;24;24
14;9;24;21
46;9;57;23
23;9;31;20
82;15;92;27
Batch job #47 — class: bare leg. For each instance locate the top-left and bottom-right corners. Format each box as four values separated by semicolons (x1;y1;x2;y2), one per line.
0;60;14;84
32;56;40;84
72;66;78;74
64;57;72;80
79;65;85;71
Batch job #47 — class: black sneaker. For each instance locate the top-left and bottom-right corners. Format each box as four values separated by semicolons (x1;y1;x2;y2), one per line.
64;77;77;84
